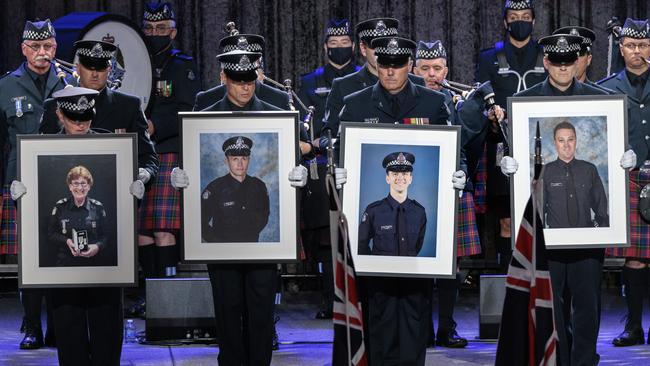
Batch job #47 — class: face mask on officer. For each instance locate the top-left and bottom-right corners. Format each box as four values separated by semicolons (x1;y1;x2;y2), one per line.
327;46;353;65
146;35;172;54
507;20;533;41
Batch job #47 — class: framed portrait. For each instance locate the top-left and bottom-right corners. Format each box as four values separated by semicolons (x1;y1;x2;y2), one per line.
340;122;460;278
508;95;629;249
18;134;138;288
179;111;299;263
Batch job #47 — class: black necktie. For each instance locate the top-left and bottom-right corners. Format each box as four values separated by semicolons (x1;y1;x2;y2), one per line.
390;95;400;117
397;204;407;255
566;165;578;226
35;75;47;99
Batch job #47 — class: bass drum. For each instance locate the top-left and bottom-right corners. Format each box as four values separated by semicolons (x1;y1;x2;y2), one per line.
54;12;154;113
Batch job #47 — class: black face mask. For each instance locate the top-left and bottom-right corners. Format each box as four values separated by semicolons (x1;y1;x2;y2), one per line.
507;21;533;41
327;47;353;66
146;35;172;54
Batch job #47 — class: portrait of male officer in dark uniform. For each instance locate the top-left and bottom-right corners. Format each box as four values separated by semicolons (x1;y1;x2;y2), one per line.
201;136;270;243
358;152;426;256
543;121;609;229
47;165;109;267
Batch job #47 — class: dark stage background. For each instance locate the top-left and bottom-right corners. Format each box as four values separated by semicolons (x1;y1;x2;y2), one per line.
1;1;649;92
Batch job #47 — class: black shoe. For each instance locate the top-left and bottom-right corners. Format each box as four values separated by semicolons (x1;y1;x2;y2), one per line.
124;299;146;319
19;329;43;350
613;328;645;347
43;331;56;347
315;310;333;320
272;330;280;351
436;328;468;348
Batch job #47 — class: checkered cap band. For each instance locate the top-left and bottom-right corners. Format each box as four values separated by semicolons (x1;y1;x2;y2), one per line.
23;20;55;41
143;3;175;22
376;46;412;56
543;42;581;53
221;55;258;72
416;48;446;59
222;43;263;53
386;153;413;168
358;27;398;40
505;0;532;10
224;137;251;152
326;26;351;36
76;44;114;59
621;25;650;39
57;97;95;113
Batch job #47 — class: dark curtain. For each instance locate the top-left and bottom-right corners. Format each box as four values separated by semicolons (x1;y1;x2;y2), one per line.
1;0;649;92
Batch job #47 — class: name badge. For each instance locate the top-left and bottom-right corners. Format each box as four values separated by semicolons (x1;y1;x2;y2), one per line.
364;117;379;124
223;201;235;207
550;182;563;187
380;225;393;231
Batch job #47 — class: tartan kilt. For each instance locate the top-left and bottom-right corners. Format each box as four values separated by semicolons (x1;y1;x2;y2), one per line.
473;144;488;214
607;169;650;258
456;191;481;257
138;152;181;232
0;186;17;255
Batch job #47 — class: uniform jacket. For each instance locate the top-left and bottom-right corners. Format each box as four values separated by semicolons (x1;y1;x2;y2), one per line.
297;63;360;136
600;70;650;166
320;65;425;146
149;49;201;154
193;80;290;111
41;88;159;178
0;63;69;183
358;195;426;256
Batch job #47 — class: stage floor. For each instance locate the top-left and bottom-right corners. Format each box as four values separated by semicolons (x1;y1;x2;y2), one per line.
0;287;649;365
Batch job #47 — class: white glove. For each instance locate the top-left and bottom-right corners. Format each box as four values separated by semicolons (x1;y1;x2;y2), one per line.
170;167;190;189
335;167;347;189
129;180;145;200
620;149;637;169
500;156;519;176
137;168;151;184
288;165;308;188
10;180;26;201
452;170;467;190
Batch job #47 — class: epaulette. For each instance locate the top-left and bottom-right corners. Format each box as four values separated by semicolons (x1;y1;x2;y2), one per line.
366;200;384;210
56;197;68;205
596;73;617;85
171;49;193;61
0;71;10;81
410;199;425;210
89;198;103;206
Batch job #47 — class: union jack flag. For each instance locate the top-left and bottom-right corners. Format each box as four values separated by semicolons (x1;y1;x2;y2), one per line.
495;191;557;366
326;174;367;366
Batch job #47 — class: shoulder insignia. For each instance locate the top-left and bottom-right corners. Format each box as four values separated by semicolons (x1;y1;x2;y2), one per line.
411;199;425;210
361;212;368;222
596;73;617;85
187;69;196;80
89;198;103;206
56;198;68;205
0;71;9;81
51;207;57;215
172;50;193;61
202;190;211;200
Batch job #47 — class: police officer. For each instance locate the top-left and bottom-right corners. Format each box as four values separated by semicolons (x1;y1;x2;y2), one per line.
320;17;425;149
412;40;482;348
503;33;635;365
543;121;609;229
193;33;290;111
0;18;70;350
337;36;467;366
296;19;360;320
475;0;546;271
139;1;200;280
599;18;650;347
201;136;269;242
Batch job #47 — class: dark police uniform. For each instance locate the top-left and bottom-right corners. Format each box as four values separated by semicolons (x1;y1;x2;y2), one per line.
48;196;109;267
193;80;289;111
358;195;426;256
598;18;650;347
44;87;124;366
543;158;609;229
204;50;280;366
516;32;607;365
201;173;270;243
0;19;70;349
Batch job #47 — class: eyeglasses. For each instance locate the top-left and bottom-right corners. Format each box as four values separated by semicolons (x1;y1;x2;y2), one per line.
622;43;650;51
142;24;174;35
23;42;55;52
70;182;89;188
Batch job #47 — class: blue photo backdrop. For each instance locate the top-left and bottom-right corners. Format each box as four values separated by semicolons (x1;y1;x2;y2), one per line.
199;132;280;242
358;143;441;257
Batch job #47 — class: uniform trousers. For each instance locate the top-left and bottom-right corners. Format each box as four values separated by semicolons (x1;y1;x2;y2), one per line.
367;277;431;366
50;287;123;366
548;257;602;366
207;263;277;366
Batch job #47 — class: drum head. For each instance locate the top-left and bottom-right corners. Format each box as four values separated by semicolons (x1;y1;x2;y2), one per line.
79;17;153;113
